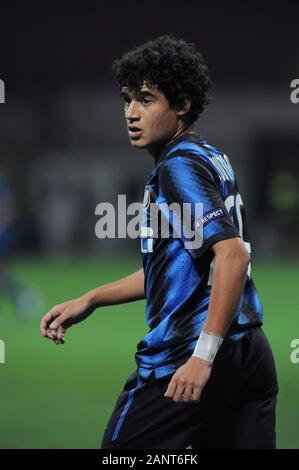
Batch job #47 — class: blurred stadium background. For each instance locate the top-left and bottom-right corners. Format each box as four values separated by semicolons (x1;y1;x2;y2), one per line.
0;1;298;448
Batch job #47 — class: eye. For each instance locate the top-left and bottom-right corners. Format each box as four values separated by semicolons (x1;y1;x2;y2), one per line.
142;98;151;105
124;97;131;105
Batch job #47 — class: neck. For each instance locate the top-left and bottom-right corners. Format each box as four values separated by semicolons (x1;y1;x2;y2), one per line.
168;121;193;147
147;122;194;160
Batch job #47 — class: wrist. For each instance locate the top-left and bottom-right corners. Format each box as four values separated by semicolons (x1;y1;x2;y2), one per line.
82;290;98;311
189;355;213;367
192;331;224;363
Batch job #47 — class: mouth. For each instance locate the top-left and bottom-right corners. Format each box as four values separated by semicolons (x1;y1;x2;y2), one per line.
128;126;142;138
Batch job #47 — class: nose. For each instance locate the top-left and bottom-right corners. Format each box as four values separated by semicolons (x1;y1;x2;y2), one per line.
125;100;141;122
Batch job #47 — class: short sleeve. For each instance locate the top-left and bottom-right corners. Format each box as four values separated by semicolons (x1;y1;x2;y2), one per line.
158;155;240;259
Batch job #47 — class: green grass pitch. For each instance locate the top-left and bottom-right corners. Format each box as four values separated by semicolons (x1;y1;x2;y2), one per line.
0;257;298;448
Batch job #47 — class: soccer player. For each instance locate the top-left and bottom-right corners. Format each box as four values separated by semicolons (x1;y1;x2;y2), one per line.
40;36;278;449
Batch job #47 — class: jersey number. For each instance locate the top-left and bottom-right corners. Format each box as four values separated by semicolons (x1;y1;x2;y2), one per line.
208;194;251;285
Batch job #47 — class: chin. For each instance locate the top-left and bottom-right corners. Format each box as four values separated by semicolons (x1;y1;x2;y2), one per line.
130;139;148;149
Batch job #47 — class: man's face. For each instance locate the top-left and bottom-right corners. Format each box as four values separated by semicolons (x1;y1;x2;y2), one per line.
121;82;181;151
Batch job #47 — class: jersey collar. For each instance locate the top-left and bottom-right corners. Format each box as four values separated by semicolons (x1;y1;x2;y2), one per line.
155;132;201;166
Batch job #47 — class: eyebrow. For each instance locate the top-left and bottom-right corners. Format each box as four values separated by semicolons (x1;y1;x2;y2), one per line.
120;89;156;99
139;90;155;97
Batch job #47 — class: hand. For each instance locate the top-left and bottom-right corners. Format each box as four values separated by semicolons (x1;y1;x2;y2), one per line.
164;356;212;403
39;294;94;345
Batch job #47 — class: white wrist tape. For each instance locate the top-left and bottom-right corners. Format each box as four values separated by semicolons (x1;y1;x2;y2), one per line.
192;331;224;362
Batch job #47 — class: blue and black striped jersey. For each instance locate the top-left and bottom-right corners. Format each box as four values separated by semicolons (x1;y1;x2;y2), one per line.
136;133;263;380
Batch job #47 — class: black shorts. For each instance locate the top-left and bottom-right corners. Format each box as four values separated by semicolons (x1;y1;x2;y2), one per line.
101;327;278;449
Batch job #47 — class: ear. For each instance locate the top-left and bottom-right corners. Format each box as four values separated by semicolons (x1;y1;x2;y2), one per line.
177;96;191;118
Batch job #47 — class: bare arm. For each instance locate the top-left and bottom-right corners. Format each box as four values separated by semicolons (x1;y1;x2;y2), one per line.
86;268;145;309
203;237;250;336
40;268;145;344
165;237;250;403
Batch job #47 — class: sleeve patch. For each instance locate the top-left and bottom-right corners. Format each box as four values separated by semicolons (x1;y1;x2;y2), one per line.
194;207;224;229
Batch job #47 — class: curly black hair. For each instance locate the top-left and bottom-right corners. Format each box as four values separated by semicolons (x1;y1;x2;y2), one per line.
112;35;212;124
